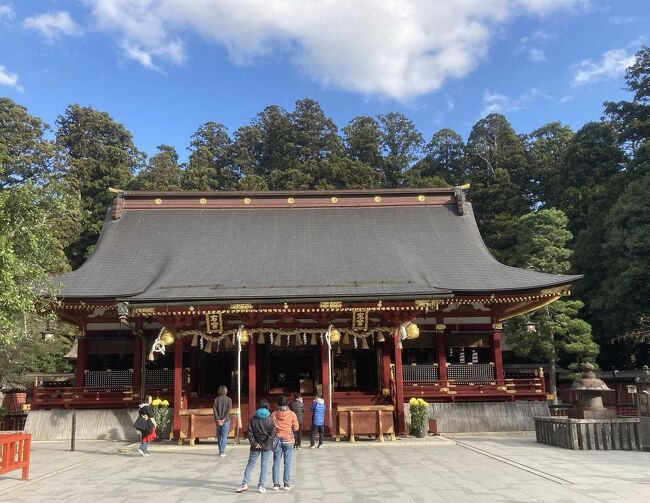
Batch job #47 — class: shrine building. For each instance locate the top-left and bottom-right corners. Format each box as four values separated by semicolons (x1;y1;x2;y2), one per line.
34;187;580;438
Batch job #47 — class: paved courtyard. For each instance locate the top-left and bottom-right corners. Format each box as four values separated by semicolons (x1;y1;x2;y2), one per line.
1;435;649;502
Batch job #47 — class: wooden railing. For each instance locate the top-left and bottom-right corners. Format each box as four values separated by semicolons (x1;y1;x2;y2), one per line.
32;386;184;409
403;377;545;401
0;432;31;480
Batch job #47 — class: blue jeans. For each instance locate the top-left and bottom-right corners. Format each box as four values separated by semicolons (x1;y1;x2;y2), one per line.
139;440;148;453
217;420;230;454
241;449;272;487
272;440;293;486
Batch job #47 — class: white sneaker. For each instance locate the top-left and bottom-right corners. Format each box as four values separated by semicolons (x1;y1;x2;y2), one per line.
236;484;248;493
219;453;227;457
136;448;145;456
317;445;323;449
144;452;151;456
310;445;316;449
282;485;291;491
273;485;281;491
258;486;266;493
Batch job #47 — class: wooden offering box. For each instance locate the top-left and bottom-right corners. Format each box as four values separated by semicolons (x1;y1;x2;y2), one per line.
178;408;240;446
335;405;396;442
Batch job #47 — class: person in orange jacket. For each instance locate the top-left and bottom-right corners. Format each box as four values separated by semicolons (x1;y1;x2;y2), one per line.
270;395;299;491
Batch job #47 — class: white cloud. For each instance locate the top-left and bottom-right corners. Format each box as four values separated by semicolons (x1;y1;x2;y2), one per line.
481;88;549;116
528;48;548;62
0;64;23;92
516;30;556;63
571;48;635;86
23;11;82;40
0;4;14;22
85;0;584;100
608;16;641;25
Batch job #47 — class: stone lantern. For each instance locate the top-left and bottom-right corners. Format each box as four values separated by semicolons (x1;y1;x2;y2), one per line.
568;363;616;419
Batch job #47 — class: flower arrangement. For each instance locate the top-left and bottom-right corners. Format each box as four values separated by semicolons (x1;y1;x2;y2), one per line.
151;398;170;438
409;398;429;437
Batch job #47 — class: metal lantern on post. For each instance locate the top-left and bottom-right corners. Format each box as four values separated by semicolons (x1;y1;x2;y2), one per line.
239;327;250;345
160;328;175;346
405;322;420;340
329;327;341;344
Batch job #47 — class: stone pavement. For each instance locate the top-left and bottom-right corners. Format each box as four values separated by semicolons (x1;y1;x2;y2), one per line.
1;435;649;502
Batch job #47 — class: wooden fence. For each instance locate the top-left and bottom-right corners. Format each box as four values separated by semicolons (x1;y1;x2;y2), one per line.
535;417;643;450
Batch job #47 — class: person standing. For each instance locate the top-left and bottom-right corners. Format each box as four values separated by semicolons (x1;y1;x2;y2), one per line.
289;393;304;449
213;385;232;457
271;395;299;491
237;399;277;493
310;393;325;448
134;395;157;456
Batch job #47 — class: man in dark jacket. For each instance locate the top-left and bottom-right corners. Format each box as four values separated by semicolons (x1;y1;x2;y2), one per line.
289;393;304;449
236;399;277;493
213;385;232;457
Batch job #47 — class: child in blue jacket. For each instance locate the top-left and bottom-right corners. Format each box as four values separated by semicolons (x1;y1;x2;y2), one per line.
310;393;325;448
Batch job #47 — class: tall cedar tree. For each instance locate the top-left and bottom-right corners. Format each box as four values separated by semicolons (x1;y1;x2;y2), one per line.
377;112;423;188
465;114;531;263
133;145;183;191
56;105;142;266
183;122;238;190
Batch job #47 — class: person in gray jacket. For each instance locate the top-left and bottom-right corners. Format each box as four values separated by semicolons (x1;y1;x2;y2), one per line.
289;393;304;449
213;385;232;457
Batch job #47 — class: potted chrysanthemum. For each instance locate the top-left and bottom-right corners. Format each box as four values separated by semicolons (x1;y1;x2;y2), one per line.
409;398;429;438
151;398;170;440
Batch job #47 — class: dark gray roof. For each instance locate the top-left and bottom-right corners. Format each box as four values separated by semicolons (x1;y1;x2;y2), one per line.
55;202;580;302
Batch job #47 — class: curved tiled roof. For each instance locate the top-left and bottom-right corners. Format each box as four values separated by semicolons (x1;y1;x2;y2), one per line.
54;189;580;302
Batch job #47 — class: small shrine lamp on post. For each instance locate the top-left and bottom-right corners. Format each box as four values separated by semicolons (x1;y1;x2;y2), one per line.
525;319;558;405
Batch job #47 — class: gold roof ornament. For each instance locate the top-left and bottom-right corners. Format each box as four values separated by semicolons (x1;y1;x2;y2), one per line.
239;327;250;344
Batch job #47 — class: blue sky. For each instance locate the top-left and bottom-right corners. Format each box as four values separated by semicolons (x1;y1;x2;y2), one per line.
0;1;647;162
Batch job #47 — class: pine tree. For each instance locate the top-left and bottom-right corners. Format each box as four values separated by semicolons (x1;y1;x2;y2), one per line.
507;208;598;401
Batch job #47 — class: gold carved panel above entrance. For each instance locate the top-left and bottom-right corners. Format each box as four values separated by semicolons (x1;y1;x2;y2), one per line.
205;313;223;334
352;310;369;331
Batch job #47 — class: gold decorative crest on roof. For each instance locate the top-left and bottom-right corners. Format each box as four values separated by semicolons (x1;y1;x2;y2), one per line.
229;303;254;312
320;301;343;310
415;299;439;310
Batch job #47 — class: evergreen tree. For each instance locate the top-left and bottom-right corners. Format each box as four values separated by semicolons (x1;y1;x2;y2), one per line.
0;98;57;188
466;114;531;263
377;112;423;188
421;128;466;184
56;105;143;266
525;122;574;207
134;145;184;191
507;208;598;400
184;122;238;190
342;116;383;173
292;98;342;162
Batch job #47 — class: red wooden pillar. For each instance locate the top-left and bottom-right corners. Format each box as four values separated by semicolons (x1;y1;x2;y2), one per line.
320;342;331;434
381;341;392;392
75;337;87;388
491;324;505;384
393;328;405;434
132;336;142;390
172;338;183;439
248;340;257;417
436;332;448;383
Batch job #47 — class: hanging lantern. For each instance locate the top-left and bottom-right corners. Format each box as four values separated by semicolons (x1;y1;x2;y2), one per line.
239;327;250;344
257;333;264;344
405;322;420;340
161;329;175;346
330;328;341;344
377;332;385;343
